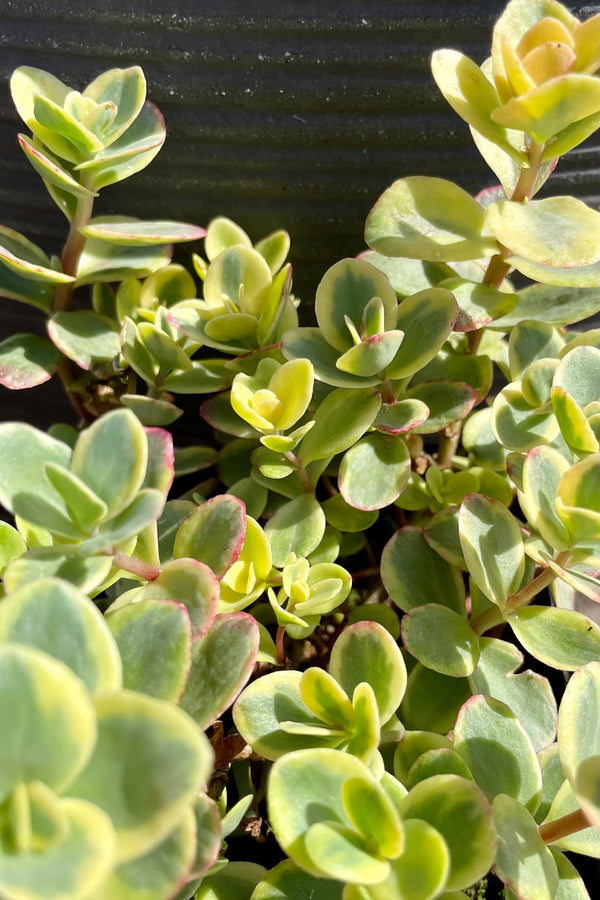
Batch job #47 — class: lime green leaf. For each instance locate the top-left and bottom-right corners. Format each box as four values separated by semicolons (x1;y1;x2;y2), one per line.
381;527;466;614
459;494;525;609
233;671;341;760
179;612;259;730
264;494;326;567
304;821;389;885
321;494;378;533
431;49;522;160
469;637;557;752
365;176;498;262
493;794;558;900
0;577;121;696
556;453;600;548
415;347;493;406
339;432;411;511
83;66;146;146
3;547;113;596
402;605;480;677
507;256;600;288
17;134;96;199
549;847;593;900
329;621;407;724
299;387;381;467
342;776;404;859
126;558;218;639
300;668;355;731
0;421;71;516
440;277;516;332
0;333;61;389
393;731;453;784
405;748;473;789
0;522;27;576
0;227;73;286
491;74;600;143
204;217;252;261
267;748;391;878
0;798;115;900
454;695;542;811
0;644;96;797
197;861;268;900
544;779;600;857
10;66;71;125
370;818;451;900
383;287;458;380
69;690;211;863
398;774;496;891
486;197;600;269
508;604;600;671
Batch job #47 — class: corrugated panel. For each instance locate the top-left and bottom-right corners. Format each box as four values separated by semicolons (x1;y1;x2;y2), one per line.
0;0;598;424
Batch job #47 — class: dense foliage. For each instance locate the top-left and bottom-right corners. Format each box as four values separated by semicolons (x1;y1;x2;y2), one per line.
0;1;598;898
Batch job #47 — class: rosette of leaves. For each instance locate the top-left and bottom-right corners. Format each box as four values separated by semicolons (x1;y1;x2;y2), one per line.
0;576;217;900
0;66;204;408
0;408;173;593
168;216;298;356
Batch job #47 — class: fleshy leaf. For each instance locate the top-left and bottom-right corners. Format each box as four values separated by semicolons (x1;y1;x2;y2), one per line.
173;495;246;577
329;621;407;724
264;494;326;567
298;388;382;467
507;606;600;671
80;217;206;246
368;818;451;900
381;527;466;614
401;605;480;677
179;613;259;730
339;432;411;511
365;177;498;262
0;421;71;516
48;310;120;370
454;695;542;812
459;493;525;609
557;660;600;830
493;794;558;900
0;333;61;389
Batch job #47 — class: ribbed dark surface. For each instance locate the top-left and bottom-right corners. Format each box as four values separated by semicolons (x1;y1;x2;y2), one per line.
0;0;598;425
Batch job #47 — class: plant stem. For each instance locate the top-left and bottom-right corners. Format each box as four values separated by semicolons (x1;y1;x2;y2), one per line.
437;422;462;469
276;626;287;666
112;551;161;582
283;451;314;493
539;808;590;844
52;177;96;313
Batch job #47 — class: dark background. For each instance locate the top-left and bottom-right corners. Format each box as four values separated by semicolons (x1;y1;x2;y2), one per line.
0;0;599;429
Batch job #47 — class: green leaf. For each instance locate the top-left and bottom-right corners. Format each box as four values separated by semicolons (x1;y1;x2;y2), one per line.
0;333;61;389
264;494;326;567
300;668;355;731
492;383;559;451
402;605;480;677
314;257;399;353
101;809;197;900
549;847;594;900
365;177;498;262
339;432;411;511
0;226;73;286
490;283;600;330
321;494;378;533
508;604;600;671
233;671;341;760
506;257;600;288
557;660;600;830
76;235;171;285
0;577;122;696
440;277;516;332
304;821;389;885
17;133;97;200
459;494;525;609
107;599;191;702
374;399;430;435
81;217;205;246
405;747;473;789
401;665;471;735
493;794;558;900
342;775;404;859
0;522;27;576
172;495;247;578
520;446;571;550
250;860;344;900
398;774;496;891
70;409;147;517
11;65;71;125
267;748;392;879
405;381;477;434
299;388;382;466
0;644;96;798
0;797;115;900
416;347;493;406
371;818;452;900
454;695;542;812
556;453;600;548
197;861;268;900
83;66;146;146
68;690;211;863
381;527;466;614
0;421;71;516
486;197;600;269
543;779;600;857
469;638;557;753
76;101;166;190
282;326;382;388
3;547;113;596
48;310;120;371
179;613;259;730
384;288;458;380
329;621;407;724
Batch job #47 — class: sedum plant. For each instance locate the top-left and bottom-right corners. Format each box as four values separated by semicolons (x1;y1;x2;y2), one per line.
0;1;599;898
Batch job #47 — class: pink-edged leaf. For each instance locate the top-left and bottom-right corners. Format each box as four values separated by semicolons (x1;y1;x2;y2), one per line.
179;612;260;729
173;495;247;578
144;427;175;497
128;558;219;639
0;333;61;388
80;217;206;246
